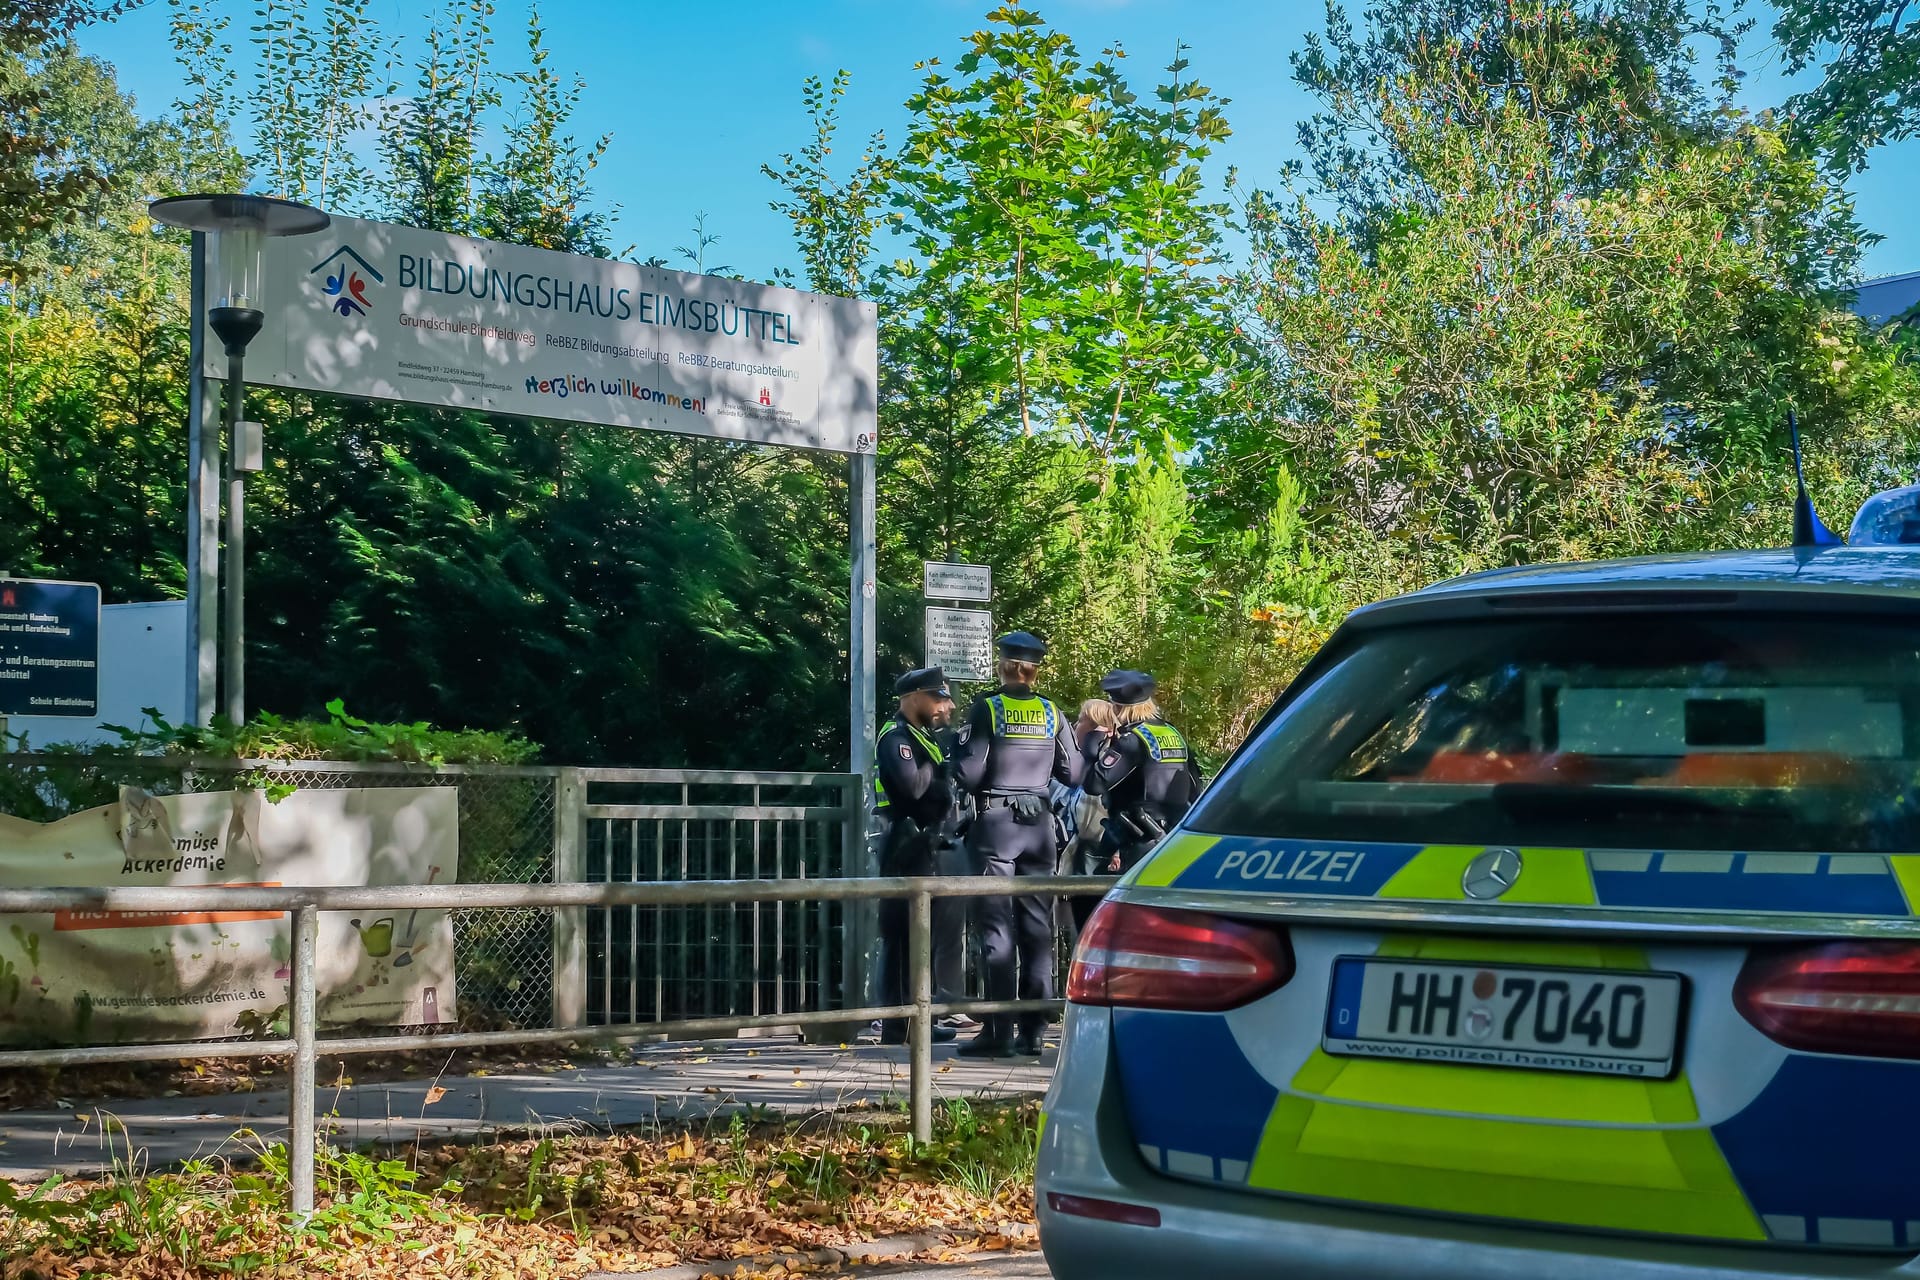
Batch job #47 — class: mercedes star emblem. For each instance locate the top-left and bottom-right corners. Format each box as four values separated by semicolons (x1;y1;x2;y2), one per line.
1462;847;1523;900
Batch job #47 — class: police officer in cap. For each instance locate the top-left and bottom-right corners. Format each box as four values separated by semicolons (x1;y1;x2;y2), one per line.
874;667;961;1045
1082;671;1200;910
953;631;1083;1057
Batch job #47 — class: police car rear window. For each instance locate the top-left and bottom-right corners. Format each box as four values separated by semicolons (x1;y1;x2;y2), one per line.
1187;613;1920;852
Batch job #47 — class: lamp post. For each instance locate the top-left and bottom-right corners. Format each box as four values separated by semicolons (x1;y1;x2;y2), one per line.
150;194;328;726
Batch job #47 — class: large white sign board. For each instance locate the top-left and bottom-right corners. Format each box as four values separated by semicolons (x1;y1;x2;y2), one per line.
233;216;878;454
926;606;994;683
0;787;458;1045
922;561;991;602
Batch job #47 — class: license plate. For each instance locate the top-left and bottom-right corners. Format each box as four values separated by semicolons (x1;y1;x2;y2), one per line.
1323;958;1685;1078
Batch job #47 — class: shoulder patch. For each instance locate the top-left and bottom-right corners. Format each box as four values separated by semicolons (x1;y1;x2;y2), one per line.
898;743;914;760
1100;751;1121;769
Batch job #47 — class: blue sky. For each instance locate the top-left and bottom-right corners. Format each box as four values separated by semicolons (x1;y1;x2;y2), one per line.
83;0;1919;281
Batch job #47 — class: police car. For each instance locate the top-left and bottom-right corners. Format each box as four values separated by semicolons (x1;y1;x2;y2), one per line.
1037;482;1920;1279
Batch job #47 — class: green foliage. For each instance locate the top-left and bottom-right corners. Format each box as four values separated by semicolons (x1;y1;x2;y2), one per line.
763;70;896;296
1230;0;1920;595
1776;0;1920;173
890;6;1236;457
249;0;388;208
7;0;1920;777
0;1133;461;1269
476;6;614;254
12;701;537;765
0;0;115;279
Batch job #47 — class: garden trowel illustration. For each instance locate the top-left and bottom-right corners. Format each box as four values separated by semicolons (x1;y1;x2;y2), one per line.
391;865;442;968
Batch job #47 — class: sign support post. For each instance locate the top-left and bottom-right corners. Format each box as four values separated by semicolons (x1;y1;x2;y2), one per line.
184;231;219;726
844;447;879;1016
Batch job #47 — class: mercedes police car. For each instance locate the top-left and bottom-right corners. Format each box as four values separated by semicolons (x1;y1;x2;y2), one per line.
1038;481;1920;1279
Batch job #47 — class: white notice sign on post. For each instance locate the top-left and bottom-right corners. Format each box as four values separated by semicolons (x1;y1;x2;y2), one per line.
925;607;994;683
236;215;878;454
922;562;992;602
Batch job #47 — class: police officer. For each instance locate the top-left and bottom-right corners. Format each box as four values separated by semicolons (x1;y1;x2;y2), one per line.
1082;671;1200;897
874;667;961;1045
953;632;1083;1058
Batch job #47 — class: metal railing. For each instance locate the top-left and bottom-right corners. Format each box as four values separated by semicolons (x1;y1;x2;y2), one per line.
0;874;1114;1220
1;757;873;1034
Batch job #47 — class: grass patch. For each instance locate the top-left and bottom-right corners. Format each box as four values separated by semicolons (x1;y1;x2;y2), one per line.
0;1100;1042;1279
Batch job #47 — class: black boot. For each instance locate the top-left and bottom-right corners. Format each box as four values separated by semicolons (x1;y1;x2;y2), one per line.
958;1035;1016;1059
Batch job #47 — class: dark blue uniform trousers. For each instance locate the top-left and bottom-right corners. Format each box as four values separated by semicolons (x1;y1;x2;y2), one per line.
969;805;1057;1042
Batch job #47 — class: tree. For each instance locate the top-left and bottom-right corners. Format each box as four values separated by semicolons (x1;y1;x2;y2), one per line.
375;0;498;233
1232;0;1920;582
475;6;614;255
891;6;1236;459
763;71;895;297
0;0;112;278
0;46;234;599
248;0;387;207
1776;0;1920;173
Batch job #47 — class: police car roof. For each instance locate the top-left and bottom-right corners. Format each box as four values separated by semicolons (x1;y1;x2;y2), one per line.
1348;546;1920;631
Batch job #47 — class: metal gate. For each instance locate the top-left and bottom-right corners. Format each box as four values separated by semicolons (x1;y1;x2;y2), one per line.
568;769;866;1026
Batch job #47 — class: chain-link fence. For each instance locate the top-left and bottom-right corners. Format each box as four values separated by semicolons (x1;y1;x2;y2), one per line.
0;754;559;1032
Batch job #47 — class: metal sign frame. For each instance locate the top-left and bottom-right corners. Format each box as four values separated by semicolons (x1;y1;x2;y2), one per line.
180;221;879;802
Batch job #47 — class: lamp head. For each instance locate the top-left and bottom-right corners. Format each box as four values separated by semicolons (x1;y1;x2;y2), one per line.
208;306;265;357
148;193;329;333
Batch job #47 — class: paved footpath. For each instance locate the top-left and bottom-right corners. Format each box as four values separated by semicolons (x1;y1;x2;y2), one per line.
0;1037;1056;1180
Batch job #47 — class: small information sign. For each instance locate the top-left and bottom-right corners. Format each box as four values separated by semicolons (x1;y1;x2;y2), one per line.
925;606;994;682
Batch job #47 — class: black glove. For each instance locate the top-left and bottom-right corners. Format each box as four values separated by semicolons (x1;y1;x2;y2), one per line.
1009;792;1050;824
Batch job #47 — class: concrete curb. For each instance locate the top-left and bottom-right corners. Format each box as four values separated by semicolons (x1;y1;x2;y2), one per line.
590;1227;1038;1278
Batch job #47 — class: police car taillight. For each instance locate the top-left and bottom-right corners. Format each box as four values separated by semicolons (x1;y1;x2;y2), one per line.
1067;901;1292;1011
1734;943;1920;1058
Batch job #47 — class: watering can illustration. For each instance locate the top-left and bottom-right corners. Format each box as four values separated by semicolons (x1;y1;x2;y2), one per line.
347;917;395;959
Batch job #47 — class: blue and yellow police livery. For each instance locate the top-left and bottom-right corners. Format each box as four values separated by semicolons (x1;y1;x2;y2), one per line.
1038;519;1920;1280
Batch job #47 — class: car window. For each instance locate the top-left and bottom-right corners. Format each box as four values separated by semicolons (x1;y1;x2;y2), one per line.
1188;612;1920;852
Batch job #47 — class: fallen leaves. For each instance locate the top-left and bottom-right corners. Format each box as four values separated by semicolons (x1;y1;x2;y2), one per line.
1;1101;1042;1280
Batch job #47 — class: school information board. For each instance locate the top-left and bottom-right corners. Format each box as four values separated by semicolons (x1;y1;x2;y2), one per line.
0;577;99;718
233;215;879;454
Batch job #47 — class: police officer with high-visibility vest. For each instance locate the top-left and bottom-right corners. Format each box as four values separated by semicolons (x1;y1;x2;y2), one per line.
873;667;961;1045
1082;670;1200;886
953;631;1083;1058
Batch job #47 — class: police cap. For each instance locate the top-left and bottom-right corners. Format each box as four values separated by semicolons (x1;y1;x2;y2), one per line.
996;631;1049;662
894;667;953;699
1100;669;1156;706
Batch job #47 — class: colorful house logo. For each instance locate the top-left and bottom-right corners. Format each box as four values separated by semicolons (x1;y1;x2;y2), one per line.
310;245;383;318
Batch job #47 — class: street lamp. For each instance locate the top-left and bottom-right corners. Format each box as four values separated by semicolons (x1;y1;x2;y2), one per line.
150;194;329;726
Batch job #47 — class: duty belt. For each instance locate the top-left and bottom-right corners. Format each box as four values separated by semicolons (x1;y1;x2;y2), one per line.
978;792;1046;811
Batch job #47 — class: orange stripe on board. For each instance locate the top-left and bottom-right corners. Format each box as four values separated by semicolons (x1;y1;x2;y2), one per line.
53;882;285;931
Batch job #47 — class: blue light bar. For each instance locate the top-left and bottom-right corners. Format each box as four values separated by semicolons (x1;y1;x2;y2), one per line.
1848;483;1920;546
